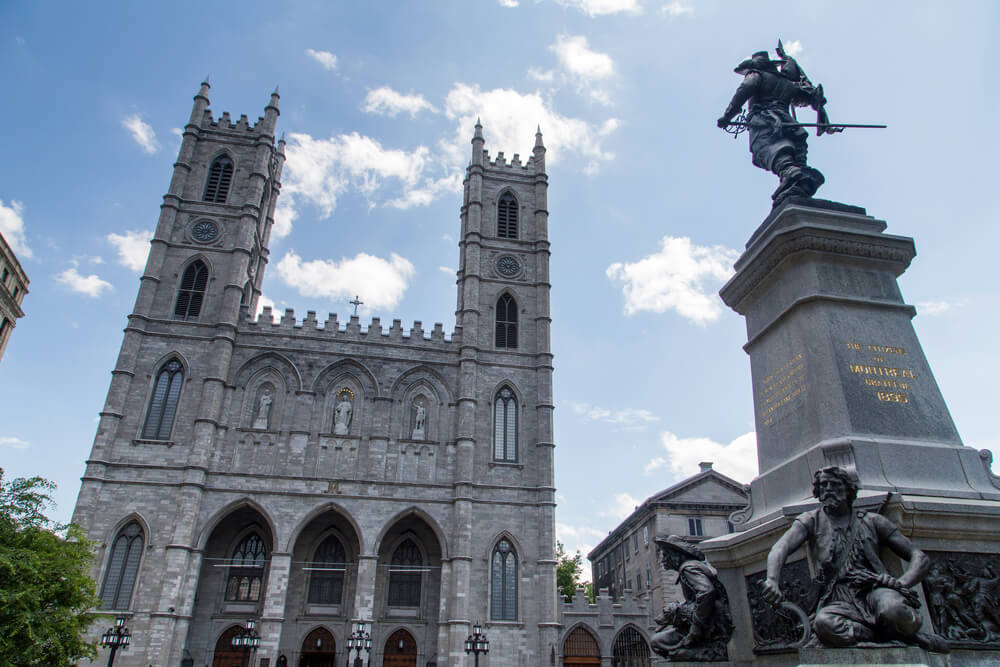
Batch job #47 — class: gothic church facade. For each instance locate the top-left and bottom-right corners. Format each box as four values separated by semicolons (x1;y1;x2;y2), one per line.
72;82;558;667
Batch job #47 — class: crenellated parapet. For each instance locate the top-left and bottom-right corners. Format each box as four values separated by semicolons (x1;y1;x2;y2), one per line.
239;307;460;348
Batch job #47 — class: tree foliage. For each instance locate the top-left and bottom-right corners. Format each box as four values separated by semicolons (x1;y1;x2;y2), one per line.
556;541;585;602
0;470;100;665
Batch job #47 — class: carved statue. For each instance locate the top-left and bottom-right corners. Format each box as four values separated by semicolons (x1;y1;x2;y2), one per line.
762;466;948;652
717;44;830;207
412;403;426;439
650;535;733;661
334;393;353;435
252;391;272;430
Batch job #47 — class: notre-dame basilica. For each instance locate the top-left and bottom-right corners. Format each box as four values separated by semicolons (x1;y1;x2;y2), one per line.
72;81;559;666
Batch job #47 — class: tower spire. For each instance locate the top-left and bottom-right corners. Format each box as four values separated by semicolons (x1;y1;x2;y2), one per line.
471;118;485;166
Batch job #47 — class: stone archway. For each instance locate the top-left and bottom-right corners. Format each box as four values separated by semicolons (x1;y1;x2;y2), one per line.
299;627;336;667
382;628;417;667
611;626;651;667
563;625;601;666
211;625;246;667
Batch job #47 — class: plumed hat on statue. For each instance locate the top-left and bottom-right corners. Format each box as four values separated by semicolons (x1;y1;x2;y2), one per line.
655;535;706;561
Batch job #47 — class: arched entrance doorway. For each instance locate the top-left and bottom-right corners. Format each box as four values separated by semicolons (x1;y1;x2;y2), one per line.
211;625;247;667
299;627;336;667
383;628;418;667
612;626;651;667
563;626;601;666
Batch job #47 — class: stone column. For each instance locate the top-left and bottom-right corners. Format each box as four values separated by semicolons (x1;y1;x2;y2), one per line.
259;552;292;658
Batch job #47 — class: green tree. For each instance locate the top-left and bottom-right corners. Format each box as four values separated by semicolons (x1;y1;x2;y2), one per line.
556;541;585;602
0;470;100;665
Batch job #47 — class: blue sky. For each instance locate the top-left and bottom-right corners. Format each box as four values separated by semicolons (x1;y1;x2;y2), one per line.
2;1;998;568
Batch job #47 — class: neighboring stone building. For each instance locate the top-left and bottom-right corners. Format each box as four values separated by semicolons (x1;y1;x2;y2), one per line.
587;463;747;623
0;229;29;362
72;81;558;666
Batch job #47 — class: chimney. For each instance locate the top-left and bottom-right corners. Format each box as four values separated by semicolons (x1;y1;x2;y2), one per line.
699;461;713;473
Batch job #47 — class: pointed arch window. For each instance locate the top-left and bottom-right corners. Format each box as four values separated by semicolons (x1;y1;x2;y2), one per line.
174;260;208;320
203;155;234;203
612;626;652;666
308;535;347;605
142;359;183;440
490;538;518;620
495;293;518;349
493;387;517;462
388;538;422;608
497;192;518;239
225;533;268;601
100;521;144;609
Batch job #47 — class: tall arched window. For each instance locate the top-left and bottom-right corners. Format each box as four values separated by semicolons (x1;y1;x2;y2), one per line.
142;359;183;440
495;293;518;349
490;538;517;621
225;533;267;601
388;538;422;607
100;521;144;609
203;155;234;203
493;387;517;462
308;536;347;605
497;192;518;239
174;260;208;320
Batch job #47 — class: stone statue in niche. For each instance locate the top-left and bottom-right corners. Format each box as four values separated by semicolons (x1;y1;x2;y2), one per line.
762;466;948;652
650;535;733;661
412;402;426;440
252;390;272;430
334;391;353;435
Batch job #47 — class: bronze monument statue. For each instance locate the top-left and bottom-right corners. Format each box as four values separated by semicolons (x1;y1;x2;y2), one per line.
650;535;733;661
762;466;948;652
718;42;884;208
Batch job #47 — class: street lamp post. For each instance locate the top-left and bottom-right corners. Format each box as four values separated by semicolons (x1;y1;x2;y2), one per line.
464;622;489;667
346;621;372;667
231;618;261;667
100;615;132;667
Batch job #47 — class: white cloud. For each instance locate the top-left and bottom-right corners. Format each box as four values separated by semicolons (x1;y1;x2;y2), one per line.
275;250;415;311
498;0;519;6
918;300;952;316
306;48;338;71
556;0;642;17
568;401;659;429
549;35;616;105
272;198;298;239
602;492;642;521
647;431;757;483
438;266;455;276
551;35;614;81
122;114;160;154
443;83;618;174
0;199;32;259
106;229;151;272
781;39;804;57
54;266;113;298
660;1;693;16
528;67;555;82
0;436;30;449
363;86;438;118
606;236;739;324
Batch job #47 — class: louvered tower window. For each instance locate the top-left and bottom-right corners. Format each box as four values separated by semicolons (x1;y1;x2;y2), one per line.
174;260;208;320
490;538;518;621
203;156;234;203
388;539;422;607
308;536;347;605
99;521;144;609
495;293;518;349
493;387;517;462
142;359;183;440
225;533;267;601
497;192;518;238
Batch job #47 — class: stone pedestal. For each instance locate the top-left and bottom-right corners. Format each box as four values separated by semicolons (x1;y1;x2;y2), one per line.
696;200;1000;665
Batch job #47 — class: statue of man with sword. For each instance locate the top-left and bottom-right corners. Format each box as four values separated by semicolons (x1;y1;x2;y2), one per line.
717;42;884;207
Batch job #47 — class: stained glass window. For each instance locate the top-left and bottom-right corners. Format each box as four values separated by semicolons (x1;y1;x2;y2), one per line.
226;533;267;601
388;539;422;607
100;521;144;609
308;536;347;604
490;539;517;621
